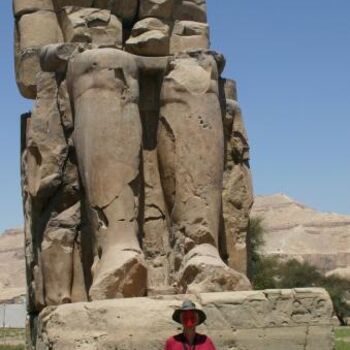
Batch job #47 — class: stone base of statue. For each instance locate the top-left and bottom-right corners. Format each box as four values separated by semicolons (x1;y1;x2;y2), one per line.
29;288;334;350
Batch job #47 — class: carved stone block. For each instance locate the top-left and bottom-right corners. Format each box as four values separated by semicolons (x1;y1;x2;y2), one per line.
13;0;54;17
139;0;174;20
170;20;209;53
126;18;170;56
58;7;122;47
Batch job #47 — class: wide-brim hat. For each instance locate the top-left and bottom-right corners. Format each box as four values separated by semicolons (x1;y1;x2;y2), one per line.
172;300;207;325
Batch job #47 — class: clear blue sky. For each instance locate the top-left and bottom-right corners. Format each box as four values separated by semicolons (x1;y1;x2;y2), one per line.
0;1;349;232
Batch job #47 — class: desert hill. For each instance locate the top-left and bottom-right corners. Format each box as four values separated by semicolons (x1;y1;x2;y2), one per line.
0;228;25;303
251;194;350;275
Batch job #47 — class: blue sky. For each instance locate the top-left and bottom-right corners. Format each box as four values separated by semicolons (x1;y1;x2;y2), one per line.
0;1;349;232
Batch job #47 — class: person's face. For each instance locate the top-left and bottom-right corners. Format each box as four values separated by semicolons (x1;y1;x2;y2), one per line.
181;310;198;330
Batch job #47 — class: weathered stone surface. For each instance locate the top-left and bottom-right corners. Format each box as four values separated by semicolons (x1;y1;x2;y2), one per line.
35;289;334;350
139;0;174;20
93;0;138;22
13;0;54;17
126;18;170;56
170;20;209;53
14;9;62;99
66;48;147;300
157;51;252;292
58;7;122;47
52;0;93;10
174;0;207;23
18;11;61;49
220;78;253;275
40;43;78;73
15;0;255;330
21;71;85;313
178;244;251;293
15;48;41;99
251;194;350;274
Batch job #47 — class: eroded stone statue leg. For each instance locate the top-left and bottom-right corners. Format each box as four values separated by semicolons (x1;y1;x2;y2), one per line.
158;52;251;293
67;49;147;300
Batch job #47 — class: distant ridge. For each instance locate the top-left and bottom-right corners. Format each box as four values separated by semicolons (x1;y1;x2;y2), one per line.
0;228;25;303
251;194;350;275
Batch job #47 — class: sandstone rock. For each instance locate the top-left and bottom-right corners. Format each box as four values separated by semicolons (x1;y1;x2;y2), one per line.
89;249;147;300
21;71;84;312
15;48;41;99
14;0;254;322
139;0;174;20
220;78;253;275
93;0;138;22
52;0;93;10
251;194;350;274
126;18;170;56
40;43;78;73
18;10;62;51
326;267;350;280
66;48;147;299
13;0;54;17
41;202;86;305
170;20;209;53
158;52;223;267
178;244;251;293
14;10;62;99
58;7;122;47
34;289;334;350
174;0;207;23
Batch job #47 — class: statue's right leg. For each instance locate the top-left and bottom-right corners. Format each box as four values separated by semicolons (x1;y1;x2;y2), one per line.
158;52;251;293
67;49;147;300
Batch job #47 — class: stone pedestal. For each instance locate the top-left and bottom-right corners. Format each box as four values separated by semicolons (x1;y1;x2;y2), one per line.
32;288;334;350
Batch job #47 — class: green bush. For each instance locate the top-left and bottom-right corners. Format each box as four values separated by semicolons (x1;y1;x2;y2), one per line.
248;216;350;325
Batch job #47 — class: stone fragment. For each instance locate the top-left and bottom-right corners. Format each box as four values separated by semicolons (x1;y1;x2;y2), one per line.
170;20;209;53
220;78;253;274
174;0;207;23
139;0;174;20
93;0;138;22
41;203;84;305
15;10;62;99
22;71;84;312
178;244;251;293
15;48;41;99
89;249;148;300
34;289;334;350
26;73;68;199
40;43;77;73
13;0;54;17
18;11;62;50
58;7;122;47
126;18;170;56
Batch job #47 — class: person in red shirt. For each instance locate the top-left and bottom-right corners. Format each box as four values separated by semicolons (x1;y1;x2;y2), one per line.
164;300;217;350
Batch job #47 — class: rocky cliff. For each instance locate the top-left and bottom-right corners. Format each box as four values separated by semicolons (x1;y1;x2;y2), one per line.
251;194;350;275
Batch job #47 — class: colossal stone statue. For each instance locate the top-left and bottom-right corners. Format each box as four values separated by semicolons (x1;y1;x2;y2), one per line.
15;0;253;315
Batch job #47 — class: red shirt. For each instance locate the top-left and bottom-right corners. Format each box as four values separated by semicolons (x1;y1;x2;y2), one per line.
164;333;217;350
